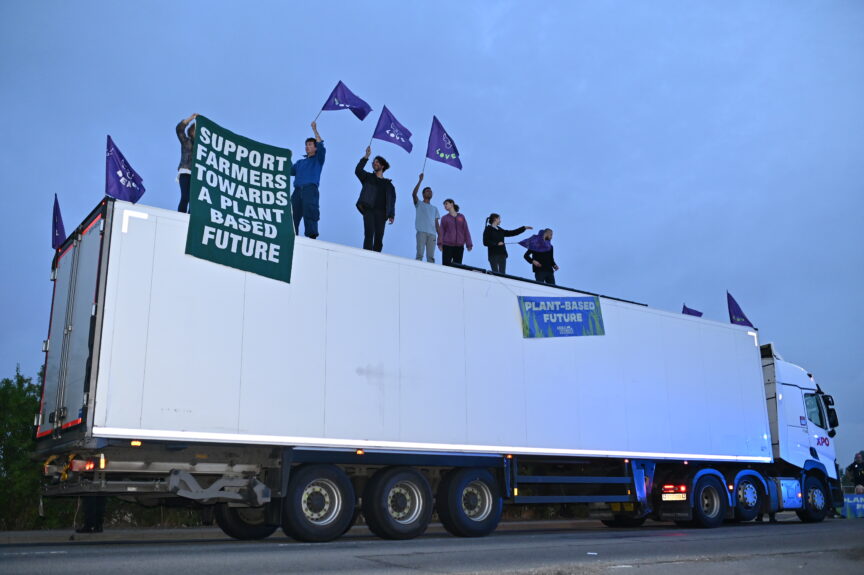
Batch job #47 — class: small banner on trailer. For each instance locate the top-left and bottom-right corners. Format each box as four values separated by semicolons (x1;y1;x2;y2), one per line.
185;116;295;283
517;296;605;338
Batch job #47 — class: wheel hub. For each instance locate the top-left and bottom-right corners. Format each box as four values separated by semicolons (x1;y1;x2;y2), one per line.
387;481;422;524
700;486;720;517
461;480;493;522
807;487;825;511
300;479;341;524
737;482;758;508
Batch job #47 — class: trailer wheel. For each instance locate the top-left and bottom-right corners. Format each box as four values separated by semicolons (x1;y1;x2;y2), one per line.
733;475;763;522
362;467;433;540
601;516;646;528
691;476;727;528
437;468;502;537
796;475;828;523
214;504;278;540
282;464;356;542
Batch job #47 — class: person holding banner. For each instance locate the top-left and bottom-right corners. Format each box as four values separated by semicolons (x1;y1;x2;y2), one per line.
355;146;396;252
291;122;325;239
411;173;439;263
483;213;532;274
522;228;559;285
176;112;198;213
438;199;472;266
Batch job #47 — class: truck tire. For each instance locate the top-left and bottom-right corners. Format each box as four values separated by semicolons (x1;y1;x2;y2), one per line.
796;475;828;523
733;475;763;522
436;468;502;537
601;516;646;528
362;467;433;540
691;476;727;528
282;464;356;542
214;503;278;540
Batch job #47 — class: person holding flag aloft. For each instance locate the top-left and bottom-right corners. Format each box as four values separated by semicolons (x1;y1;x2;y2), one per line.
411;173;439;263
483;213;532;274
291;121;325;239
355;146;395;252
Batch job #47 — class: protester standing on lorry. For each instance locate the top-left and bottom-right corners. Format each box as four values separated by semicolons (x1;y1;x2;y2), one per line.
521;228;559;284
355;146;395;252
175;113;198;213
411;173;439;263
482;213;531;274
438;199;472;266
291;122;325;239
848;451;864;494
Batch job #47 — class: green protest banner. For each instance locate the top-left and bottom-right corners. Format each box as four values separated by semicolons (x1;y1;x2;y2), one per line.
185;116;294;283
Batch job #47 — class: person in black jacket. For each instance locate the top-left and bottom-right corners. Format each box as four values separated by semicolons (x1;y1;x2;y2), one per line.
482;213;532;274
355;146;396;252
848;451;864;494
522;228;559;284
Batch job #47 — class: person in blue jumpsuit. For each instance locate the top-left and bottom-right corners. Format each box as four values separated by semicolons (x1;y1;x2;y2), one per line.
291;122;325;238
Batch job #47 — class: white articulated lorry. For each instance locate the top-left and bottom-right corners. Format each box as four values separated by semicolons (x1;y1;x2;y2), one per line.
37;199;843;541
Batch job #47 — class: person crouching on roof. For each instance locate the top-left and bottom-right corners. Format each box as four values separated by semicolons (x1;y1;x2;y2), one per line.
521;228;559;285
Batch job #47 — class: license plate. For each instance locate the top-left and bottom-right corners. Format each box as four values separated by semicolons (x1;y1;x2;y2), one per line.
662;493;687;501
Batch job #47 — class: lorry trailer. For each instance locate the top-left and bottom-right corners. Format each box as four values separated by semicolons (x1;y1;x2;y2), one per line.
36;199;843;541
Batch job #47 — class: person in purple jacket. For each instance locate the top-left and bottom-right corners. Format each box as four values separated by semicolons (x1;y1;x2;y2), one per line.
438;199;472;266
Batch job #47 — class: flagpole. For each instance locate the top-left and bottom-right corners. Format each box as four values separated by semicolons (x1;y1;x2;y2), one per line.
312;110;322;123
422;156;428;174
368;134;374;148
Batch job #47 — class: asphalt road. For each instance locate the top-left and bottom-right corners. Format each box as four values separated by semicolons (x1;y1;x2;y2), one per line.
2;518;863;574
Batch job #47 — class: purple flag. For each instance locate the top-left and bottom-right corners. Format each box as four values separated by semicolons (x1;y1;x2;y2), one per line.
372;106;413;153
321;81;372;121
727;292;754;327
425;116;462;170
106;135;145;203
682;304;703;317
518;229;552;252
52;194;66;250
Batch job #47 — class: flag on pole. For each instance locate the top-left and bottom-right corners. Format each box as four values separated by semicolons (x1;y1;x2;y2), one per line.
105;135;145;203
321;81;373;121
52;194;66;249
682;304;703;317
425;116;462;170
372;106;413;153
727;292;754;327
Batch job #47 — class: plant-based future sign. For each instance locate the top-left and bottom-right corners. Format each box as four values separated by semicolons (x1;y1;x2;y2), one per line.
517;296;605;338
185;115;295;283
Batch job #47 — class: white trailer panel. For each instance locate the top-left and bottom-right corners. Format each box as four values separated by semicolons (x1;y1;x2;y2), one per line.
94;201;772;462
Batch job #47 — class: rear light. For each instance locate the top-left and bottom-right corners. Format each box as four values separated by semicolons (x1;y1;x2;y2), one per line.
68;455;106;473
661;483;688;501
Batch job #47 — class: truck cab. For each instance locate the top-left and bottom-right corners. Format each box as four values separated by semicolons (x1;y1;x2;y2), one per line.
762;343;841;490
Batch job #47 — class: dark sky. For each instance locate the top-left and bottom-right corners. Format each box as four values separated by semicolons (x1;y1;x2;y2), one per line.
1;1;862;465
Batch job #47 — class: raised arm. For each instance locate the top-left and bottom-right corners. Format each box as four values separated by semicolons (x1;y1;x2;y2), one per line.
503;225;531;237
411;173;423;206
176;113;198;141
355;157;369;183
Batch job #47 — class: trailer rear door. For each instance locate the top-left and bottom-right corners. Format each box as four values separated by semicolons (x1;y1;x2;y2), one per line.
38;206;105;439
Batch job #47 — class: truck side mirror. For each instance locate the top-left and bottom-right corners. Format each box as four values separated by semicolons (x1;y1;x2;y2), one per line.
827;407;839;429
828;429;836;438
823;394;835;407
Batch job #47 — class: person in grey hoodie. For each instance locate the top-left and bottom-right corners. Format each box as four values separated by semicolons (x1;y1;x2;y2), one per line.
176;112;198;213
